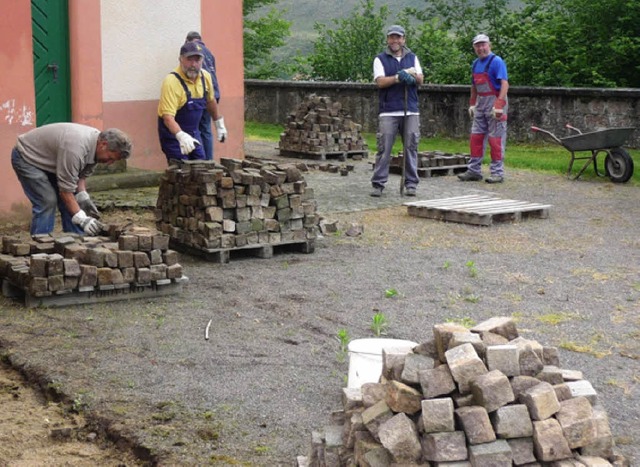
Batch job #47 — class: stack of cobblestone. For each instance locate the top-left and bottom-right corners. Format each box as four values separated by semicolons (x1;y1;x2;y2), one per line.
0;224;184;300
278;94;368;155
417;150;470;168
155;159;318;251
303;317;627;466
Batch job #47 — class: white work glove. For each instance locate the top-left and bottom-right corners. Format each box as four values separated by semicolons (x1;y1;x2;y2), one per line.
468;105;477;119
214;117;227;142
175;131;200;155
491;98;507;120
403;67;417;77
72;210;102;236
75;191;101;219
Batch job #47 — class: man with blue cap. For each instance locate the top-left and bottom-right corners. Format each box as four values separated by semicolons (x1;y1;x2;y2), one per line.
157;41;227;163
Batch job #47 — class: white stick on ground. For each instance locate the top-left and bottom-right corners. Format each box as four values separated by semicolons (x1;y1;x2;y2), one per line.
205;319;212;340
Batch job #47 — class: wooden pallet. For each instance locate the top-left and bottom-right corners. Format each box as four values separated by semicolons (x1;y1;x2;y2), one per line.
381;154;469;178
386;164;468;178
405;195;552;226
417;165;469;178
170;238;315;263
2;277;188;308
279;149;368;161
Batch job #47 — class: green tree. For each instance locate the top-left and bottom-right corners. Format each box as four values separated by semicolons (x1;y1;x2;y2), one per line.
566;0;638;87
297;0;390;82
406;0;513;85
244;0;292;79
420;0;640;87
400;8;470;85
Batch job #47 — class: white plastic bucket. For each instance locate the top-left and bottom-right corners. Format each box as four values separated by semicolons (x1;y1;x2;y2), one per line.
347;338;418;388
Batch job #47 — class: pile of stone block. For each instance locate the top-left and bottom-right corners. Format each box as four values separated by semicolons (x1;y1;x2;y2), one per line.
417;150;470;168
388;150;471;178
303;317;627;466
155;158;318;251
0;224;185;305
278;94;368;157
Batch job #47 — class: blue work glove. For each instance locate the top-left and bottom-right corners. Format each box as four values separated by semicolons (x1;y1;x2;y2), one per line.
398;69;416;86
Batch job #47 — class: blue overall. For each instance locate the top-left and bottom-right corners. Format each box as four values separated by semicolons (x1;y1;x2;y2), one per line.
158;72;208;161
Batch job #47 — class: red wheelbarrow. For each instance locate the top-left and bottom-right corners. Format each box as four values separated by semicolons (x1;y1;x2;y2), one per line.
530;124;636;183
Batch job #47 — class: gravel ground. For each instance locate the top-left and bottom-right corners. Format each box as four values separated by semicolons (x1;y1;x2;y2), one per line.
0;144;639;465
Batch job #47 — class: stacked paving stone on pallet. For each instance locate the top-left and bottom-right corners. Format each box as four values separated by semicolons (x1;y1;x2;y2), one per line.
278;94;368;157
389;150;471;176
304;317;628;467
0;225;184;299
417;150;470;168
155;158;318;250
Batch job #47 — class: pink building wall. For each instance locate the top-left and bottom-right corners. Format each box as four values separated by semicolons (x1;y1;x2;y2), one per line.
0;0;244;223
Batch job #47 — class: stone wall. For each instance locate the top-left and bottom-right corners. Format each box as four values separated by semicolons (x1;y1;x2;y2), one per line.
245;80;640;148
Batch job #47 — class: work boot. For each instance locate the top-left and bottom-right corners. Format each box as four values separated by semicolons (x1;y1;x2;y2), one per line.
404;187;416;196
485;175;504;184
458;170;483;182
370;186;383;197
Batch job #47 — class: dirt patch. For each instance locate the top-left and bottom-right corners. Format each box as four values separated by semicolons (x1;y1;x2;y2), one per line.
0;361;142;466
0;163;639;465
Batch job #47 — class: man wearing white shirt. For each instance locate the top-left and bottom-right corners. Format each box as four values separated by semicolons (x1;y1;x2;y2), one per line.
370;25;424;197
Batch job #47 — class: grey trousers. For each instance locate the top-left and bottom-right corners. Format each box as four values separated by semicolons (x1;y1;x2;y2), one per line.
371;114;420;189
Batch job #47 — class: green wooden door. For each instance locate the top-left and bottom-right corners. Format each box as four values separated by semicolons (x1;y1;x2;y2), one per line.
32;0;71;125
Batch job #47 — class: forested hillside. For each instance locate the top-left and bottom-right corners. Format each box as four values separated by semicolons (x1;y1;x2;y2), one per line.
252;0;520;59
256;0;422;57
245;0;639;88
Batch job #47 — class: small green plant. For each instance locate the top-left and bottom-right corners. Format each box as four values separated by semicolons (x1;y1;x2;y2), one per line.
371;312;388;336
336;329;350;353
152;411;176;422
336;328;350;363
71;392;89;413
442;260;451;270
536;312;579;326
463;294;480;303
384;288;399;298
445;317;476;328
466;260;478;277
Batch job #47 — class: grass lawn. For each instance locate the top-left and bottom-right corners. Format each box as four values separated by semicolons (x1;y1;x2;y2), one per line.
245;121;640;185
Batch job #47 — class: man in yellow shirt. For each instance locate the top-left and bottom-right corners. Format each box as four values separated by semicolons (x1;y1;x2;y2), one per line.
157;42;227;162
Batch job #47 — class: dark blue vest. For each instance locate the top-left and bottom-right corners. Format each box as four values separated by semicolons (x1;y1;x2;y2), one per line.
377;51;419;114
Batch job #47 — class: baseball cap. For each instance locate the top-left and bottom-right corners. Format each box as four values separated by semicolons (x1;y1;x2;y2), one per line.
386;25;405;37
180;41;204;57
472;34;490;45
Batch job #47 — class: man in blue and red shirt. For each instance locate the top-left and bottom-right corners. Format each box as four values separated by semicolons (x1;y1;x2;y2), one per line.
459;33;509;184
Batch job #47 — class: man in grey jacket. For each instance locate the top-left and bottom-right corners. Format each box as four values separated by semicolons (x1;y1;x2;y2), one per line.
11;123;132;235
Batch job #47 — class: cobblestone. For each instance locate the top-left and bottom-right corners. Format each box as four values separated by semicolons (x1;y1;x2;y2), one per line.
244;140;491;215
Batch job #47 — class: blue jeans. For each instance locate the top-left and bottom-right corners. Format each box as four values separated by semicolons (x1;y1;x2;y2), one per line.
11;147;82;235
199;113;213;160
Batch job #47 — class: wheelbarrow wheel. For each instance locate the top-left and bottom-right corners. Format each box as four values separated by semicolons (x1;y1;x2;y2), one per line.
604;147;634;183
